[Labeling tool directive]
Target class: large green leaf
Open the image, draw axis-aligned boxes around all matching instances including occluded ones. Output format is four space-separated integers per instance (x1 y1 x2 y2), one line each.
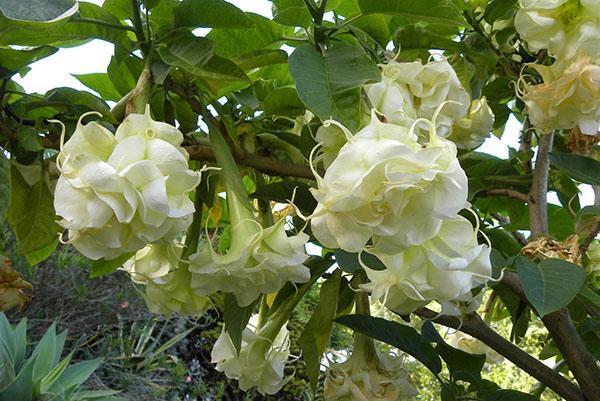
174 0 253 28
0 3 131 49
0 0 77 22
89 253 134 278
289 44 380 131
262 87 305 117
516 257 586 317
549 152 600 186
0 46 57 78
335 315 442 374
158 32 215 76
223 294 259 354
299 270 341 389
207 13 287 58
7 168 60 265
357 0 465 26
271 0 311 27
334 249 386 273
486 390 539 401
72 73 122 102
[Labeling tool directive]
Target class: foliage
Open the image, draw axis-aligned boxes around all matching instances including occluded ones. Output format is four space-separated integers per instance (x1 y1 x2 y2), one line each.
1 0 599 400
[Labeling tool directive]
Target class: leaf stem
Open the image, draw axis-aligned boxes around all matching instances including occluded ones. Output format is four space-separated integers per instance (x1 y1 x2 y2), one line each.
70 16 135 32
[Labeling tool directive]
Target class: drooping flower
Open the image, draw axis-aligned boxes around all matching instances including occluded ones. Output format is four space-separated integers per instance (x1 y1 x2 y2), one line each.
362 216 492 315
211 315 293 395
446 331 504 364
123 243 210 317
314 122 351 169
310 112 468 254
189 191 310 306
324 333 417 401
365 59 470 138
53 108 202 260
515 0 600 60
518 56 600 135
448 97 495 149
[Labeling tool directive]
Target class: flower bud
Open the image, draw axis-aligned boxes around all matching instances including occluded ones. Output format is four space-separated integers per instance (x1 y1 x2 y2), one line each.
362 216 492 315
519 56 600 135
211 315 292 395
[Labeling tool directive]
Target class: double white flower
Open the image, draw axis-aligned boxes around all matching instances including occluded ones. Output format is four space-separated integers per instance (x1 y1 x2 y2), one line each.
324 334 416 401
311 112 468 254
518 55 600 135
54 109 201 259
361 216 492 315
189 190 310 306
123 243 210 317
211 315 292 395
515 0 600 61
366 59 493 147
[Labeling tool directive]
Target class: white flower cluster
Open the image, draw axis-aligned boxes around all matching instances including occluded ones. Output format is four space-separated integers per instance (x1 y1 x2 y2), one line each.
311 109 492 314
211 315 292 395
515 0 600 135
54 109 201 260
366 59 495 149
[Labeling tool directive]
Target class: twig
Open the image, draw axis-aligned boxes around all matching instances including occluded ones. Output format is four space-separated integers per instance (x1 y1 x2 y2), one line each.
482 189 529 203
415 307 586 401
129 0 148 56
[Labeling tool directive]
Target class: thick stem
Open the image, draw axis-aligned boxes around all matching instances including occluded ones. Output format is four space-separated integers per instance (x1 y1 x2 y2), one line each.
529 131 554 238
482 189 529 203
130 0 148 56
415 308 585 401
502 272 600 401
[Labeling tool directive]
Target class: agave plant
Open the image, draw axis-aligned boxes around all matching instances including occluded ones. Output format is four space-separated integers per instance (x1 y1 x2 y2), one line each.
0 313 123 401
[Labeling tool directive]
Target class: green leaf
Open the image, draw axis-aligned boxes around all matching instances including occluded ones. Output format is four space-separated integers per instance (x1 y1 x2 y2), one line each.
7 168 60 265
335 315 442 374
72 73 122 102
36 87 114 123
158 32 215 75
0 0 77 22
483 0 519 24
299 270 341 390
90 253 134 278
289 44 380 131
262 87 305 117
486 390 539 401
17 127 43 152
174 0 253 28
516 257 586 317
357 0 465 26
249 180 316 215
223 294 258 354
207 13 287 58
46 358 102 393
234 49 288 71
271 0 311 27
575 205 600 235
549 152 600 186
334 249 386 273
0 46 57 78
0 154 9 225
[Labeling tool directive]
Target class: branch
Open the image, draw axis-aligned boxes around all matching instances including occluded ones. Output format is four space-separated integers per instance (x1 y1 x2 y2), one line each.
528 131 554 238
129 0 148 56
502 272 600 400
580 185 600 254
482 189 529 203
415 307 585 401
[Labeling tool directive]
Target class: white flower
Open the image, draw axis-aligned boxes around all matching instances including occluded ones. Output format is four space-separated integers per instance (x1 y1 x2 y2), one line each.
362 216 492 315
448 97 495 149
124 243 210 317
515 0 600 60
315 122 351 169
324 335 417 401
366 60 470 138
518 56 600 135
446 331 504 364
310 112 468 254
54 108 202 260
189 190 310 307
211 315 292 395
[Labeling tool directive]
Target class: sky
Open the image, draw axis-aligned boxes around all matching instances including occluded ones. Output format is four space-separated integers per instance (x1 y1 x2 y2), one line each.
13 0 594 206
